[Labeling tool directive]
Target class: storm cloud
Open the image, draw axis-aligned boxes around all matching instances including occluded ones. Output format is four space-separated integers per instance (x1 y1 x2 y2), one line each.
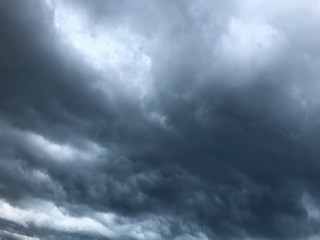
1 0 320 239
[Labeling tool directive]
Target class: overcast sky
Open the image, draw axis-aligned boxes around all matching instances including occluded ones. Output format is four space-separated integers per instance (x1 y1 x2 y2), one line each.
1 0 320 239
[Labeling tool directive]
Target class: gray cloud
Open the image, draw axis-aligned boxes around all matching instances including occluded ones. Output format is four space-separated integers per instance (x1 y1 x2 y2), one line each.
1 0 320 239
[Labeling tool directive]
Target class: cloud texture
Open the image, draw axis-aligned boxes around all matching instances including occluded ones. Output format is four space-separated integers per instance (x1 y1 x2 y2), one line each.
1 0 320 239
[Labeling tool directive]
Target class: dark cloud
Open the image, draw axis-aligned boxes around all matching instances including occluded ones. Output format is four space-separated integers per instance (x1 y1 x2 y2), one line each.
1 0 320 239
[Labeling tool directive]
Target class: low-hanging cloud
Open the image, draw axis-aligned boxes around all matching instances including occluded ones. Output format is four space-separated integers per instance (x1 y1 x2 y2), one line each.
1 0 320 239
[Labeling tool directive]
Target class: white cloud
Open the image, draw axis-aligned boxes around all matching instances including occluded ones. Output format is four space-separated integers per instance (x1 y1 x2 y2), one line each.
217 17 286 81
0 199 114 238
25 132 104 162
0 197 209 240
0 230 41 240
46 0 153 99
0 121 105 163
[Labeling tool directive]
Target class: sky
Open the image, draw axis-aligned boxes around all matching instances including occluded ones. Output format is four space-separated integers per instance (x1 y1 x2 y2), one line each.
0 0 320 239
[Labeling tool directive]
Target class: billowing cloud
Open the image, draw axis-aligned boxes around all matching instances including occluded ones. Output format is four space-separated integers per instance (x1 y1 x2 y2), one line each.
1 0 320 239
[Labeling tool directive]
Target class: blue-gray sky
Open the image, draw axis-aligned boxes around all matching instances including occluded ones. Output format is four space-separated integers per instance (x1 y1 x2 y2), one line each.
1 0 320 239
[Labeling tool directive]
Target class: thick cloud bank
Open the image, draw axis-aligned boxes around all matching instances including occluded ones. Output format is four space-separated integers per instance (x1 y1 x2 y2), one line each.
1 0 320 239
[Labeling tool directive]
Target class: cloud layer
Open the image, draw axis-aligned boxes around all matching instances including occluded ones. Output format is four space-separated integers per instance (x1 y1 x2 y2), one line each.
1 0 320 239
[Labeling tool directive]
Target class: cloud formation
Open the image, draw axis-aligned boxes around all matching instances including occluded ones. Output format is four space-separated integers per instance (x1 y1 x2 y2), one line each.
1 0 320 239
